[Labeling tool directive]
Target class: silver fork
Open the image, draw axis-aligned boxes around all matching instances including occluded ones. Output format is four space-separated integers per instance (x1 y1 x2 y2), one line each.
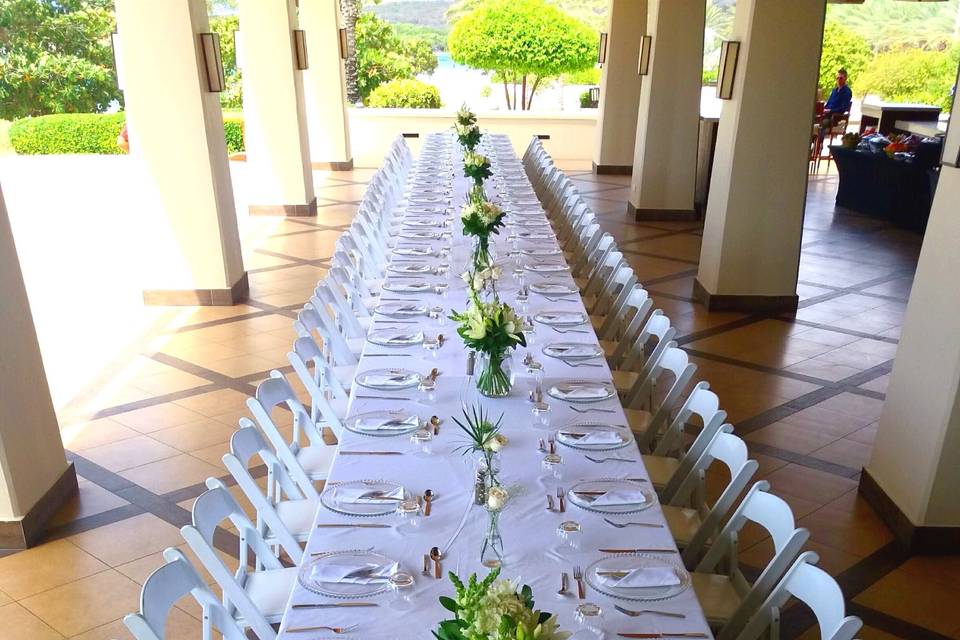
560 360 604 368
573 565 585 599
613 604 686 619
284 623 361 633
585 455 636 463
603 517 663 529
569 406 616 414
550 327 591 334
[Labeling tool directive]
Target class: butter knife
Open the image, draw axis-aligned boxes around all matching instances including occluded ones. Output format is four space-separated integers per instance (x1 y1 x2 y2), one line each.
291 602 379 609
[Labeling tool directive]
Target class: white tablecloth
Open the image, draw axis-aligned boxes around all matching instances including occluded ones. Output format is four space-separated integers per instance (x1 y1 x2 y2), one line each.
276 133 713 639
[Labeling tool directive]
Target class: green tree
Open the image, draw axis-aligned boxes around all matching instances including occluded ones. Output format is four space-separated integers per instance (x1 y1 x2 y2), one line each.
448 0 595 110
341 0 364 103
447 0 608 32
827 0 959 53
356 12 437 102
818 21 874 97
0 0 121 119
209 15 241 109
858 46 960 109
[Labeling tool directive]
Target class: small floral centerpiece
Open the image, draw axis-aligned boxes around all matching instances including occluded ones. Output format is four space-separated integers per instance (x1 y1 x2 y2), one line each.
463 151 493 187
434 569 571 640
461 263 502 298
450 297 525 397
453 406 510 566
455 105 482 151
460 197 506 270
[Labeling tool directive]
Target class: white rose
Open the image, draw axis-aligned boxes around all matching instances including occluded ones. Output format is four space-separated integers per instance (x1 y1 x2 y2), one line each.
488 433 508 452
460 271 471 284
487 485 509 511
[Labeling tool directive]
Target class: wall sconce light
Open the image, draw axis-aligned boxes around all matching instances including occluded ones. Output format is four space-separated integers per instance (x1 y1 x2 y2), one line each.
716 40 740 100
199 32 225 92
110 32 124 91
338 27 348 60
597 32 608 65
637 35 652 76
293 29 308 70
941 64 960 167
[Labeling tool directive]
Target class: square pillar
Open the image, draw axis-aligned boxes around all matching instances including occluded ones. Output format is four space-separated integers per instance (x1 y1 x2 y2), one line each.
592 0 646 176
860 165 960 554
301 0 353 171
627 0 704 220
241 0 317 216
0 185 77 548
695 0 825 313
116 0 248 305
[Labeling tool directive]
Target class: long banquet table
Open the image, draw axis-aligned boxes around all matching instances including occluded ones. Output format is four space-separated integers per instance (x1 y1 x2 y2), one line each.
276 133 713 639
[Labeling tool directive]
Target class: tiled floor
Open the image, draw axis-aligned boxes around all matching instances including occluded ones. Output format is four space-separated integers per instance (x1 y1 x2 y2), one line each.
1 165 956 640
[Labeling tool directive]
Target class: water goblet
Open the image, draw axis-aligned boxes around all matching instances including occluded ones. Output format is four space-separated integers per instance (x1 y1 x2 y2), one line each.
395 499 421 533
556 520 582 552
575 603 604 638
410 428 434 458
388 571 416 611
541 453 563 481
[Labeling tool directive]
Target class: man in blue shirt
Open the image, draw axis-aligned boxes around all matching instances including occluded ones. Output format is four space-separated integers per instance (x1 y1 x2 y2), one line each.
824 68 853 114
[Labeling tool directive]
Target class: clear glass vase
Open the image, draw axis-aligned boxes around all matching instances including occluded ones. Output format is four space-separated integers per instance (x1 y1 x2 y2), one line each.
480 508 504 568
477 351 512 397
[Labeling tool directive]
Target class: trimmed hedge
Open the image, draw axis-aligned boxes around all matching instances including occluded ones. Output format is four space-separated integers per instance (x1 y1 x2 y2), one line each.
10 113 126 155
223 113 244 153
367 79 442 109
8 112 246 155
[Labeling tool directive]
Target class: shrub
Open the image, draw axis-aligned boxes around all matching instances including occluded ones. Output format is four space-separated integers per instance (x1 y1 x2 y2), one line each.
9 113 126 154
367 79 442 108
223 113 244 153
858 47 959 109
818 21 874 97
579 90 596 109
563 67 601 86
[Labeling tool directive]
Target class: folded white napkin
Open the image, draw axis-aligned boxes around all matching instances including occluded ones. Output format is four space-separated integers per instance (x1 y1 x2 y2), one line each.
309 558 399 584
518 232 551 238
393 264 431 272
535 284 575 294
554 384 609 399
528 264 566 272
564 431 623 445
387 283 431 292
547 345 598 358
598 567 681 589
374 332 419 343
354 415 419 432
336 485 405 504
361 373 416 387
539 313 584 324
591 489 649 507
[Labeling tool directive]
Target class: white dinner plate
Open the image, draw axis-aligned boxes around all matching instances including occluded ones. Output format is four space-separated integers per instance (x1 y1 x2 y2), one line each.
567 478 657 515
388 263 434 274
355 368 423 391
542 342 603 361
585 554 689 602
383 281 434 294
298 550 399 599
376 302 429 317
548 380 616 403
366 329 424 347
320 479 407 517
530 282 579 296
394 246 436 257
555 423 632 451
344 411 421 438
534 311 588 327
522 247 562 257
525 263 569 273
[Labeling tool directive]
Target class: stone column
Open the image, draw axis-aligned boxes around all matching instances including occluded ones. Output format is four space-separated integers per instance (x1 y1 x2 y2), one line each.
860 165 960 553
300 0 353 170
0 185 77 548
592 0 646 176
694 0 825 313
116 0 248 305
240 0 317 215
626 0 704 220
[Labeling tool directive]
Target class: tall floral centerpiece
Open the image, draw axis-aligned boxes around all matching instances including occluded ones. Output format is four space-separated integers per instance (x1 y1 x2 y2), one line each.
460 193 506 272
453 407 509 566
450 293 525 397
455 104 482 152
434 569 571 640
463 151 493 188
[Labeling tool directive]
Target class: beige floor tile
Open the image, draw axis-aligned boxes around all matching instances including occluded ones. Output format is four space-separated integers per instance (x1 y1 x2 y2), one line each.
129 370 210 396
0 588 10 606
810 437 872 469
67 513 183 567
0 602 64 640
203 354 278 378
745 421 840 455
856 569 960 636
60 418 139 451
19 570 141 637
172 389 250 417
764 464 858 506
0 539 108 600
150 418 236 453
109 402 206 433
48 479 130 527
780 404 871 438
68 605 202 640
77 435 180 472
118 454 224 495
189 441 231 466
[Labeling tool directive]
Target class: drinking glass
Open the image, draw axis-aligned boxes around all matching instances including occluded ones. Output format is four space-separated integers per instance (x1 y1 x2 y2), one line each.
574 603 604 638
410 428 434 457
395 499 421 533
556 520 582 552
388 571 416 611
540 453 563 481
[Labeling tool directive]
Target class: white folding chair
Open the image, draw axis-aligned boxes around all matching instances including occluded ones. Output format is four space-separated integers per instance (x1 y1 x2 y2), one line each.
180 479 299 640
247 372 336 483
736 551 863 640
692 481 810 639
124 547 247 640
287 336 349 436
622 344 697 437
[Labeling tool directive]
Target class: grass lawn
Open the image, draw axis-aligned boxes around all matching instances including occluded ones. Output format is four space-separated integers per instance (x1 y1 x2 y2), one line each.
0 120 13 154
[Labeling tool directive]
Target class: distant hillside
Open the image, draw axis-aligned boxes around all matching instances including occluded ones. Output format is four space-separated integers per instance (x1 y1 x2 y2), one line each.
369 0 453 29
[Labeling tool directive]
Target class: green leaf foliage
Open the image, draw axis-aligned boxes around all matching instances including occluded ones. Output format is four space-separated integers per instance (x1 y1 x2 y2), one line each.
367 79 442 108
449 0 595 78
0 0 122 119
209 15 242 110
818 21 873 96
858 46 960 110
9 112 125 154
222 113 244 153
357 11 438 101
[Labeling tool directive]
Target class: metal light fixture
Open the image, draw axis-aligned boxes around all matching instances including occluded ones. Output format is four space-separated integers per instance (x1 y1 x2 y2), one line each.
293 29 308 70
716 40 740 100
338 27 348 60
637 35 652 76
199 32 225 92
597 32 608 65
